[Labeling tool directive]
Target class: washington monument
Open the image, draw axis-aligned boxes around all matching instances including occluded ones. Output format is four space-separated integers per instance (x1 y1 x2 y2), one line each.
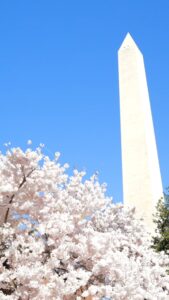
118 33 163 231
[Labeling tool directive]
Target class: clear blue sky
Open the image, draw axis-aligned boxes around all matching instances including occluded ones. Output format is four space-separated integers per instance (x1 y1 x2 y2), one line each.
0 1 169 202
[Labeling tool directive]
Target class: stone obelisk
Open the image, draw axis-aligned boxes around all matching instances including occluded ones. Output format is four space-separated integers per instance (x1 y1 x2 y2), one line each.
118 33 163 231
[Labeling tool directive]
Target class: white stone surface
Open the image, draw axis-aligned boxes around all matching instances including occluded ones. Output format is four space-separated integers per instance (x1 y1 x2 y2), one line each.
118 33 163 231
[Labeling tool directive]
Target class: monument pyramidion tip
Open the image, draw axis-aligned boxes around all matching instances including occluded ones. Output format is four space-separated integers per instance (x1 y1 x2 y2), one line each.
119 32 141 54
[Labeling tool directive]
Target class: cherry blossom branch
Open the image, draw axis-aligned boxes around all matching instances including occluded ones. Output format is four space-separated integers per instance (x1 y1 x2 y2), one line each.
4 168 35 224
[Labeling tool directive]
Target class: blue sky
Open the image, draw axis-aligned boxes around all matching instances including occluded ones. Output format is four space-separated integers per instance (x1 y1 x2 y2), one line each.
0 1 169 202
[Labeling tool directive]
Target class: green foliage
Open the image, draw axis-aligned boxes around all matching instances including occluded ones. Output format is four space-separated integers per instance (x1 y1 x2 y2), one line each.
152 193 169 254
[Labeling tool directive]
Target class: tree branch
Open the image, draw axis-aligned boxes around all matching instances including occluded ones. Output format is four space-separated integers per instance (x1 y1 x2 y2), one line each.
4 168 35 224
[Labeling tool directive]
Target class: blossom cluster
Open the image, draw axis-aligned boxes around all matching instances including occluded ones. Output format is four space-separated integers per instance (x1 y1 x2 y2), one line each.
0 146 169 299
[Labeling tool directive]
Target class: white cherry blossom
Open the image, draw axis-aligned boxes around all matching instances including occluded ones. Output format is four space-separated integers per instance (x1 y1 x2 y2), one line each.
0 145 168 299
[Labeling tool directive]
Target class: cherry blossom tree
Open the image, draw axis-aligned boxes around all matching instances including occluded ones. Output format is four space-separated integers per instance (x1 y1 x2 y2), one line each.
0 145 169 299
